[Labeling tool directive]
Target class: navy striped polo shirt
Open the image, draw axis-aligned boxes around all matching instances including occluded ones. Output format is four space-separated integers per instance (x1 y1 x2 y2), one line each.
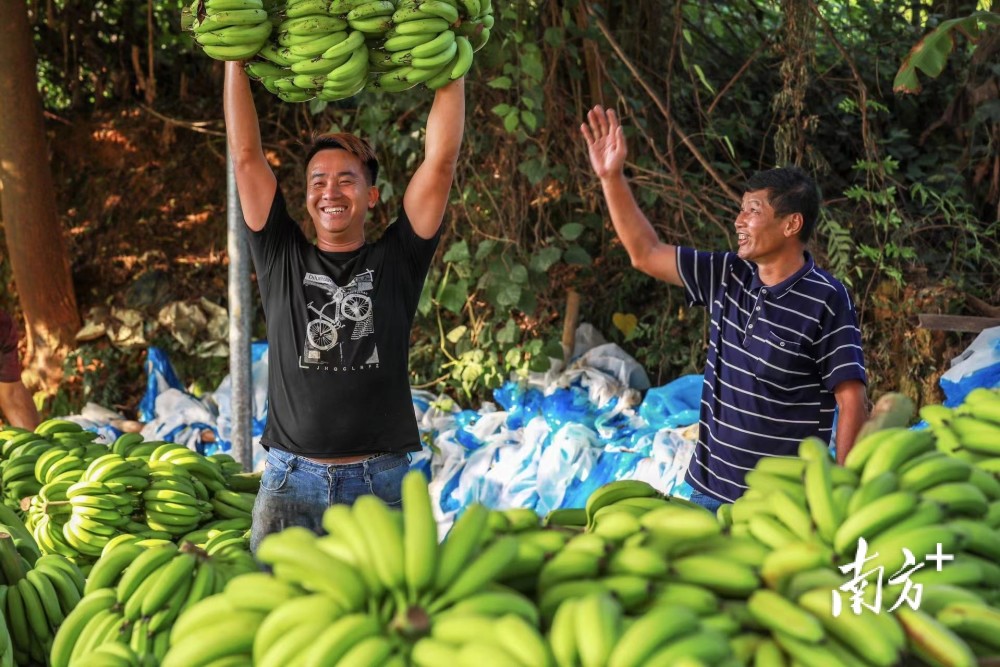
677 247 867 502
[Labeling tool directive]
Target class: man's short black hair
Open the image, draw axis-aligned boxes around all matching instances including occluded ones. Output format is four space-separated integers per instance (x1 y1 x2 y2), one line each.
304 132 379 185
746 166 820 243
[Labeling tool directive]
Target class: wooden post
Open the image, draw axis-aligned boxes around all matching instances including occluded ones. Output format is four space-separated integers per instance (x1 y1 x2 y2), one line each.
562 289 581 365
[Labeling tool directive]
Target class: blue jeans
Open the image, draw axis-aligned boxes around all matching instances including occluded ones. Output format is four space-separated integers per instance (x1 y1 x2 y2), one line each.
688 490 725 515
249 447 410 554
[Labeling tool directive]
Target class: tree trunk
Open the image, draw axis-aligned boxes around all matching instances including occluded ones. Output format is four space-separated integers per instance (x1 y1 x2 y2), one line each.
0 0 80 390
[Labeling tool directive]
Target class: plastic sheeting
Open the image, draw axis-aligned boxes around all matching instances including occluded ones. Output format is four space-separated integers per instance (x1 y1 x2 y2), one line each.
61 332 705 534
940 326 1000 407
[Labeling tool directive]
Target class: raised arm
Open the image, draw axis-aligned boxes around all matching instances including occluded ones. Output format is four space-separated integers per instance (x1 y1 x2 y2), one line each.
581 106 682 286
403 78 466 239
223 61 277 232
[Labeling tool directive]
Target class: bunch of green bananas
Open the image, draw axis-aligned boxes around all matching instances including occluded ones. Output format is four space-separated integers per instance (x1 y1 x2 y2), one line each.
0 534 86 667
50 538 256 667
185 0 275 61
922 387 1000 471
237 0 494 102
367 0 491 92
0 419 103 509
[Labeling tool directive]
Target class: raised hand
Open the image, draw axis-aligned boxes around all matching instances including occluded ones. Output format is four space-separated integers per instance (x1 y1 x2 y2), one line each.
580 105 627 179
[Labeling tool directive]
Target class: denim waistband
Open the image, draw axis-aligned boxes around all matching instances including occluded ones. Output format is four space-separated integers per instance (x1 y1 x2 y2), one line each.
267 447 408 478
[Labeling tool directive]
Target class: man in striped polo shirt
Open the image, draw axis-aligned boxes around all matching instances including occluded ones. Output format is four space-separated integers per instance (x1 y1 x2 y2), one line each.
581 105 868 512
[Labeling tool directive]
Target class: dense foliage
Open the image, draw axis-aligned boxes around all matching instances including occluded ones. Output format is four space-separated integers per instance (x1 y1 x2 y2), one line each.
15 0 1000 410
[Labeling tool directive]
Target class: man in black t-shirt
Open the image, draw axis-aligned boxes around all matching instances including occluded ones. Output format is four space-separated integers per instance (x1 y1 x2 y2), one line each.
223 62 465 551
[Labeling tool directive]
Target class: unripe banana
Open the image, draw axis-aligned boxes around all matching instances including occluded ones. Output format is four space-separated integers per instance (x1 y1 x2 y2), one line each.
346 0 395 21
202 42 266 60
321 29 366 60
346 15 393 33
278 15 349 37
448 34 474 79
193 8 268 32
195 21 271 46
410 28 456 59
325 47 368 84
393 17 451 35
383 32 437 52
417 0 460 23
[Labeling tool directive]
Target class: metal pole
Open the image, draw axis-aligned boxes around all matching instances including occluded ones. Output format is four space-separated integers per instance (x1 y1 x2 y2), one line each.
226 147 253 471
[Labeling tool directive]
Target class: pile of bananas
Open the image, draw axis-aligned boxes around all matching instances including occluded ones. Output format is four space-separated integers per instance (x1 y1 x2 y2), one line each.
0 419 107 510
50 538 256 667
161 472 535 664
185 0 494 101
13 428 257 569
0 533 86 666
714 416 1000 665
921 387 1000 470
183 0 275 61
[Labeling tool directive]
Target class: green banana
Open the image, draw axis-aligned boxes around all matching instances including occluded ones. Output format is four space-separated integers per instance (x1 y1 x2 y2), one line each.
574 592 622 667
402 471 438 602
195 21 272 46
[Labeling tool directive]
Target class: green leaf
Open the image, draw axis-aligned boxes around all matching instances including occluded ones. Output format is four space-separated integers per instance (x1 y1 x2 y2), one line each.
559 223 585 241
496 318 518 344
509 264 528 284
530 247 562 272
517 288 537 313
492 103 512 116
518 158 547 185
692 63 716 95
563 245 592 265
488 76 513 90
439 282 468 314
442 240 470 263
521 50 544 81
475 239 497 261
503 109 521 133
497 282 522 307
446 325 468 344
308 98 328 115
417 280 433 317
894 12 1000 94
543 27 564 47
521 110 538 132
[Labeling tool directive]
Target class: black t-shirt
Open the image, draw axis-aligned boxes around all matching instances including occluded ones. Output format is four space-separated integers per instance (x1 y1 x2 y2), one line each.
246 187 439 457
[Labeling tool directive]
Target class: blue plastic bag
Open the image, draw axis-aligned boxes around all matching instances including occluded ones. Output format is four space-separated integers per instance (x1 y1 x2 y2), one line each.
638 374 703 429
139 347 185 422
940 326 1000 407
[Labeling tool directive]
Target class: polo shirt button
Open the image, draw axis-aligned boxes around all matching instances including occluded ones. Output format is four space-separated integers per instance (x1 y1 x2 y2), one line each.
756 307 760 311
780 342 785 347
748 324 754 329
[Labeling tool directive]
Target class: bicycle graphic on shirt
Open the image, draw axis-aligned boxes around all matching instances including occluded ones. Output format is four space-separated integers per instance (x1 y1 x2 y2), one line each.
303 270 373 351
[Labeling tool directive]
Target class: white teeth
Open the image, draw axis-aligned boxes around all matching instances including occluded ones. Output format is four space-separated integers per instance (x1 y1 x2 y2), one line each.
322 207 345 214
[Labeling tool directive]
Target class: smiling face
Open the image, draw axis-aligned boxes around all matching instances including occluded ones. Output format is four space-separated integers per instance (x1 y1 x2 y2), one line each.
735 188 803 265
305 148 379 250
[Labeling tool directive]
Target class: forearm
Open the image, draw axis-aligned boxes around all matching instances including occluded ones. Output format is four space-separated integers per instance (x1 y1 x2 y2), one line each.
0 382 39 431
424 78 465 171
599 172 663 269
223 61 265 166
834 399 867 465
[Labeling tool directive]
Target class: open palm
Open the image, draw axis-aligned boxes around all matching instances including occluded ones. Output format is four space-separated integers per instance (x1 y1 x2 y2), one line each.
581 106 627 179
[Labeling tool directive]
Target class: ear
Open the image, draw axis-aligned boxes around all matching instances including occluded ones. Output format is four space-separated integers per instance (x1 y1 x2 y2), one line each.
367 185 379 209
784 212 804 238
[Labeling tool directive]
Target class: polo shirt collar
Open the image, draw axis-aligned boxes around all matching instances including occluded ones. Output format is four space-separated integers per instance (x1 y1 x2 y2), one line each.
748 251 815 298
